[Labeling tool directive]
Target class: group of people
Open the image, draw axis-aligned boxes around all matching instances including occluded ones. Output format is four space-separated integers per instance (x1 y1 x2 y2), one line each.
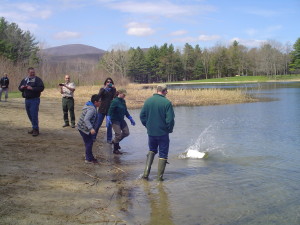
17 67 175 181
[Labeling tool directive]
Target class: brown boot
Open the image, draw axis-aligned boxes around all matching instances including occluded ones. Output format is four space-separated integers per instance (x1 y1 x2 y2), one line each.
113 143 123 154
32 129 39 137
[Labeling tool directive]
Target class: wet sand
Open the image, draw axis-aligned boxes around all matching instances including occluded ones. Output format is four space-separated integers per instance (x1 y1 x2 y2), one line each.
0 98 139 224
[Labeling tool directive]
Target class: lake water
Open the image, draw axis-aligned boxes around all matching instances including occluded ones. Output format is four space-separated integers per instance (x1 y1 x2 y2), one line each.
101 82 300 225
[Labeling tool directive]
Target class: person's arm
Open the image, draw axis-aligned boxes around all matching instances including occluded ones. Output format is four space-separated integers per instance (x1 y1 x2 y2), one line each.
139 105 147 127
18 80 26 92
165 103 175 133
83 107 96 133
60 85 64 94
98 87 105 96
64 83 75 92
107 99 116 117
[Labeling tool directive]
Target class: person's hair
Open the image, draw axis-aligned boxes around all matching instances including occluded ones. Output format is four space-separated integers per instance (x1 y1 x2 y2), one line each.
28 67 34 71
157 84 168 92
103 77 114 85
91 94 100 103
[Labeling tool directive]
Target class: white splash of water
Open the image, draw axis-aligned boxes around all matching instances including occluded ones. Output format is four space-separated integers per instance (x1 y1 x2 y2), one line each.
178 125 214 159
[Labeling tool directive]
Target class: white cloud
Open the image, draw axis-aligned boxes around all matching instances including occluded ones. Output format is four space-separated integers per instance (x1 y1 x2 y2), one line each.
172 36 199 43
247 9 279 17
36 10 52 19
172 34 221 43
0 11 29 21
0 2 52 20
14 3 37 12
53 31 82 40
170 30 188 36
266 25 282 32
106 1 216 17
198 34 221 41
126 22 155 36
18 22 39 32
245 28 257 36
230 38 266 48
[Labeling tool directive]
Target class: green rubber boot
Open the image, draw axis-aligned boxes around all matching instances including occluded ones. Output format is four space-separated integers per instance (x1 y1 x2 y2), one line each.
157 158 168 181
142 151 155 180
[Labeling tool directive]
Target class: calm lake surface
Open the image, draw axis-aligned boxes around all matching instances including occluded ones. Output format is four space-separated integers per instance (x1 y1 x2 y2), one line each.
102 82 300 225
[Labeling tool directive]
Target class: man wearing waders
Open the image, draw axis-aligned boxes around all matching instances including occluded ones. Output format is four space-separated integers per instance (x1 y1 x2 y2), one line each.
140 84 175 181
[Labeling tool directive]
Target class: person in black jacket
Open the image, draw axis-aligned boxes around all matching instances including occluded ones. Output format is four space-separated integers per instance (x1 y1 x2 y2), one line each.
18 67 44 136
93 77 116 143
0 73 9 102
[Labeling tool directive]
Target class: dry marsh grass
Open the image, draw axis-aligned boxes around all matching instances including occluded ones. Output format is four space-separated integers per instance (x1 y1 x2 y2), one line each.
42 83 258 109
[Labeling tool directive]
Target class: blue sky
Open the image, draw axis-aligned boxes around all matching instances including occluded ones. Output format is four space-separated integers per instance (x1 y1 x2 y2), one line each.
1 0 299 50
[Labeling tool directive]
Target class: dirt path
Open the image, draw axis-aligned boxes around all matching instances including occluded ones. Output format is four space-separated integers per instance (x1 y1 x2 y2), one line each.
0 98 137 225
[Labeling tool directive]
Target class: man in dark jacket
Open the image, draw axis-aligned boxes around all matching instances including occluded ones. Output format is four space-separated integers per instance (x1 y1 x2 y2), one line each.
18 67 44 136
140 84 175 181
0 73 9 101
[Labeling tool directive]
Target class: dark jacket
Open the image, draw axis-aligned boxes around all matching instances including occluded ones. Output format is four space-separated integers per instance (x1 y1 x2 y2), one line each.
140 93 175 136
108 97 130 122
98 87 116 114
18 76 44 99
0 77 9 88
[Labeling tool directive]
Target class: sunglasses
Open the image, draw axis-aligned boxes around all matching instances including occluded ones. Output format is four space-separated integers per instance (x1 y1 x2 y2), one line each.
106 81 112 83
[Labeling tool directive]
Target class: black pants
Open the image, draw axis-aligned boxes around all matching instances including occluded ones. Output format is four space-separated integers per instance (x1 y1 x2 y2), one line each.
62 97 75 125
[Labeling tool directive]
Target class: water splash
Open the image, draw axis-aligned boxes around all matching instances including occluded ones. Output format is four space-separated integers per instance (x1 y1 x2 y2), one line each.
178 125 214 159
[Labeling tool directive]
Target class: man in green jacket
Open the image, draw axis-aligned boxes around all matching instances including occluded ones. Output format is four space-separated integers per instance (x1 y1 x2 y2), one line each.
140 84 175 181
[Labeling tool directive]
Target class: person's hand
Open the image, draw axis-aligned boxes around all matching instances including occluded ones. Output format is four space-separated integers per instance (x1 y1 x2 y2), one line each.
106 116 112 127
26 86 33 90
90 128 96 135
128 116 136 126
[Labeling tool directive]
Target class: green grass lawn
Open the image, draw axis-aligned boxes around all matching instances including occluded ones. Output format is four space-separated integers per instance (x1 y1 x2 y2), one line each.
7 92 22 99
169 74 300 84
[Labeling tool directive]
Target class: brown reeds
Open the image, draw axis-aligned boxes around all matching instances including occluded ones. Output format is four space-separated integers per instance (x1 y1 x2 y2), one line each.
42 83 258 109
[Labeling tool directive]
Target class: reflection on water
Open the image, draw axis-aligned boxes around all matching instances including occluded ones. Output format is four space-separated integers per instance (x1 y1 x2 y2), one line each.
143 182 175 225
104 82 300 224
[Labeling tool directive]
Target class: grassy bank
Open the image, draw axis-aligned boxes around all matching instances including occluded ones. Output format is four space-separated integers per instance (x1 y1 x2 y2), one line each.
168 74 300 84
39 84 258 109
12 74 300 108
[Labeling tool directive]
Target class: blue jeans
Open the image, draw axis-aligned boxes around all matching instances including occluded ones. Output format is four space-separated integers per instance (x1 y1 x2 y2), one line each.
79 130 95 161
25 98 40 130
148 134 170 159
93 113 112 141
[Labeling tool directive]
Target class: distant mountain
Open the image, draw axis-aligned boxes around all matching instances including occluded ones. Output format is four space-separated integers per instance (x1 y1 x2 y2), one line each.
42 44 106 56
40 44 106 65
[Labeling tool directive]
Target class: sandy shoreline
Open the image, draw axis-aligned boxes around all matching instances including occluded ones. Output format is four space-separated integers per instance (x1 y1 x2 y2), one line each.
0 98 140 224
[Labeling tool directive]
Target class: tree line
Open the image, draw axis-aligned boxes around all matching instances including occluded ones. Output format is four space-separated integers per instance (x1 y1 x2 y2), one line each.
99 39 300 83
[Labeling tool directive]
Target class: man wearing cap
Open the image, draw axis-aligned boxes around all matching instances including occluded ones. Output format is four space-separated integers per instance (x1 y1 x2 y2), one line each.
107 89 136 154
140 84 175 181
59 75 76 128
